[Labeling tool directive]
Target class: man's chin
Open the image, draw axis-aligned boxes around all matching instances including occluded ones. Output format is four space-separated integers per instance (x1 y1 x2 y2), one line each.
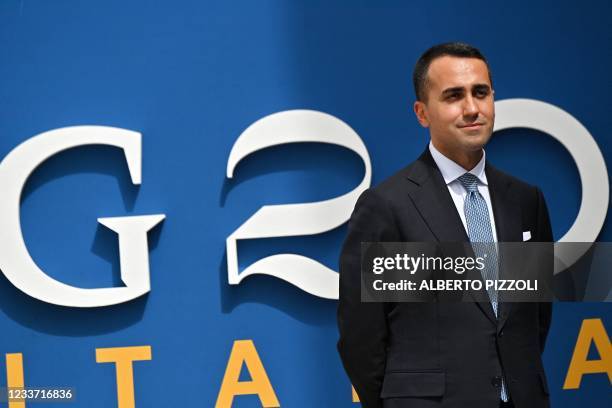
459 139 489 153
459 132 492 149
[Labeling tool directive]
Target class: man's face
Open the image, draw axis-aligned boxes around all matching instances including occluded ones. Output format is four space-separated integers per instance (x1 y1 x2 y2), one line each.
414 56 495 157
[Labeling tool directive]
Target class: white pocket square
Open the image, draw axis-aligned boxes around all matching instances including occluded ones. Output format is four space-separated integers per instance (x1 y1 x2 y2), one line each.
523 231 532 241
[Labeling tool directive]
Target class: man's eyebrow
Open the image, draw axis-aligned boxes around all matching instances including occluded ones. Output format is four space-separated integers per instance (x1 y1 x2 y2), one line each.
472 83 491 91
441 86 465 95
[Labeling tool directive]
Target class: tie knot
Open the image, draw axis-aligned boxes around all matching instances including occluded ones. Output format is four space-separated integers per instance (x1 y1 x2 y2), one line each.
458 172 479 193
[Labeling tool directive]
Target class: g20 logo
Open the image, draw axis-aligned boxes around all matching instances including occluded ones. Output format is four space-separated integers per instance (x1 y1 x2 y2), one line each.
0 99 607 307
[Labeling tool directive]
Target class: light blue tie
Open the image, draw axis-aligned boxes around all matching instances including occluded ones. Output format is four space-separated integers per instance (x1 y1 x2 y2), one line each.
458 172 509 403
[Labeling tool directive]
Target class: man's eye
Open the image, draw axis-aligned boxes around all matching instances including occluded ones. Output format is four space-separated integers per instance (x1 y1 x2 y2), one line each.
475 90 489 98
447 93 461 100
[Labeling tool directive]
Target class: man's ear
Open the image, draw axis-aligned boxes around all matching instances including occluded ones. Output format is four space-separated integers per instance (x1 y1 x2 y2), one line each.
414 101 429 128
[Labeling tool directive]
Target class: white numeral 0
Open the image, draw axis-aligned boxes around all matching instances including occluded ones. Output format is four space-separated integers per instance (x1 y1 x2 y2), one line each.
494 99 608 274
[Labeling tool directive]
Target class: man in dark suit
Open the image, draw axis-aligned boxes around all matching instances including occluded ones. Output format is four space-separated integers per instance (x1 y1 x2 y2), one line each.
337 43 553 408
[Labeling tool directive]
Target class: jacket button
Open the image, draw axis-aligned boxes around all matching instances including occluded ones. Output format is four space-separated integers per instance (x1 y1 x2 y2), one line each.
491 376 503 388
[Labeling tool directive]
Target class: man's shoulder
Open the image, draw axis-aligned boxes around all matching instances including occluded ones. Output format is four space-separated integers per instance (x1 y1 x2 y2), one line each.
370 151 431 196
366 159 423 206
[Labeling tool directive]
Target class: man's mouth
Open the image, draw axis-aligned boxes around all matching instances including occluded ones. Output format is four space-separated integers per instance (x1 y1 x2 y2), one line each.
459 123 484 129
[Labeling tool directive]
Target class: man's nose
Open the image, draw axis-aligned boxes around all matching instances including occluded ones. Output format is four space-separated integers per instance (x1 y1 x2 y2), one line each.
463 95 479 117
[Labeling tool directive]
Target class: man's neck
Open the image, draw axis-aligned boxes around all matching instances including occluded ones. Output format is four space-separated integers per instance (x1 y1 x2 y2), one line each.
431 142 483 171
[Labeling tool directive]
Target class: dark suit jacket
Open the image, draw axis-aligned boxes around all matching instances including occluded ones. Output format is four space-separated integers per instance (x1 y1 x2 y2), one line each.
337 149 553 408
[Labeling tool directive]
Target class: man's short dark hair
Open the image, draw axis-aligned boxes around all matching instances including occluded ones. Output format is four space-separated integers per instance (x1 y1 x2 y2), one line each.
413 42 492 102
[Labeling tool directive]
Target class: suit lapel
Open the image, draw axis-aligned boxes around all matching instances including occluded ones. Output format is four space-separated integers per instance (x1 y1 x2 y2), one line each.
486 164 522 243
403 150 468 243
486 164 523 331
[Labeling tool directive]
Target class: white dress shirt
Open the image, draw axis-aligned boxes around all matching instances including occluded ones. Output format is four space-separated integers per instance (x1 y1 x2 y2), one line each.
428 142 498 242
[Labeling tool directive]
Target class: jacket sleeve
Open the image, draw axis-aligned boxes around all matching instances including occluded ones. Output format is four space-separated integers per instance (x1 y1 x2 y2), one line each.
337 189 399 408
535 187 553 354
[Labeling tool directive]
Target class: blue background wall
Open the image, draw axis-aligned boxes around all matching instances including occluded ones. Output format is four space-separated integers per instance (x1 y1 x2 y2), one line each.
0 0 610 406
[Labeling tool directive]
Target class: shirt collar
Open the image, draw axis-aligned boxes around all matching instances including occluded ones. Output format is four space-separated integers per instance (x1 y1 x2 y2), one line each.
428 141 488 186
